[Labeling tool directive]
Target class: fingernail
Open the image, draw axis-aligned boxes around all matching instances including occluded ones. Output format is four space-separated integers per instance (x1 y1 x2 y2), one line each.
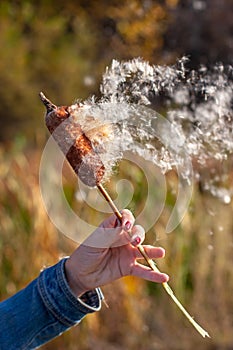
125 221 131 231
131 236 141 246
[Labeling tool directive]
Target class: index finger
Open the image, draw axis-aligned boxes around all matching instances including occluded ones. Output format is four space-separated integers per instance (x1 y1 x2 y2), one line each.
101 209 135 231
81 209 135 248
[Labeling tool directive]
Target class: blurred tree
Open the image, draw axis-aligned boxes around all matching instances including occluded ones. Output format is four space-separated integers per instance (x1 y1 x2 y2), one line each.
91 0 172 61
0 0 174 143
0 0 232 141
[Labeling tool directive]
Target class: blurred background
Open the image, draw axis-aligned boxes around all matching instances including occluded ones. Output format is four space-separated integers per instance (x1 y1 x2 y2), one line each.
0 0 232 349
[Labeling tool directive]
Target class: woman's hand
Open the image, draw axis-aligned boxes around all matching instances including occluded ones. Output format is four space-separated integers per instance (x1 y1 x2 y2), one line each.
65 209 169 297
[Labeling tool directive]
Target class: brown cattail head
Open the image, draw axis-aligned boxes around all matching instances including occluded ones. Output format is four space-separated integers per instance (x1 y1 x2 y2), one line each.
39 92 105 187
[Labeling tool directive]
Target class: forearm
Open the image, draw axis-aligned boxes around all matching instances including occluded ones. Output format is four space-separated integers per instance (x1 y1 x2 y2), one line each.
0 258 103 350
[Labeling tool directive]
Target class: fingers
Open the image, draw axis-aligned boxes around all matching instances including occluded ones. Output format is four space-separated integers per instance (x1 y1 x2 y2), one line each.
111 222 145 248
129 225 145 246
131 263 169 283
133 245 166 259
129 244 169 283
83 209 136 248
101 209 135 231
101 209 136 247
121 209 135 231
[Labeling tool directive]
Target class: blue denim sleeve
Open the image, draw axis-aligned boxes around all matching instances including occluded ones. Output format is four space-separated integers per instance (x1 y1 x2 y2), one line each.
0 258 103 350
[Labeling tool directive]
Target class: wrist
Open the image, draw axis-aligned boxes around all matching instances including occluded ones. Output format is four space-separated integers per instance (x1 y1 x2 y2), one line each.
64 258 87 297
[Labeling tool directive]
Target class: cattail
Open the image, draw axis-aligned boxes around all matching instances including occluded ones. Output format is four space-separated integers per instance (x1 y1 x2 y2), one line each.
39 92 113 187
39 92 210 339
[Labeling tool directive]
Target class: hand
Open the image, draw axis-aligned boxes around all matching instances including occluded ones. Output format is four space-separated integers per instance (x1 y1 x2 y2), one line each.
65 209 169 297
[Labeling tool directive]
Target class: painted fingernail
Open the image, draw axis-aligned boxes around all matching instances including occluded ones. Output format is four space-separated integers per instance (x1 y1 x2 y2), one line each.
131 236 141 246
125 221 131 230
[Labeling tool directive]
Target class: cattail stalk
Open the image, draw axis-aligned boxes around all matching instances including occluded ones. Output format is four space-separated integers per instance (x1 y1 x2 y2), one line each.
98 183 210 338
40 92 210 338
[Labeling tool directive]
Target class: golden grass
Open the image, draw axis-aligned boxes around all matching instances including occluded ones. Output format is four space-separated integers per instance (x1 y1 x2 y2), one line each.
0 143 232 349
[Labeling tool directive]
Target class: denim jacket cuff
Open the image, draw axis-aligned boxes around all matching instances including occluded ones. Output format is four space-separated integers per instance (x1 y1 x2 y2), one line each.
78 288 104 312
37 258 103 327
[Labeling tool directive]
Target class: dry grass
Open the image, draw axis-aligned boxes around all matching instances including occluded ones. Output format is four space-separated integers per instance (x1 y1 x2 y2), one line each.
0 143 232 350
